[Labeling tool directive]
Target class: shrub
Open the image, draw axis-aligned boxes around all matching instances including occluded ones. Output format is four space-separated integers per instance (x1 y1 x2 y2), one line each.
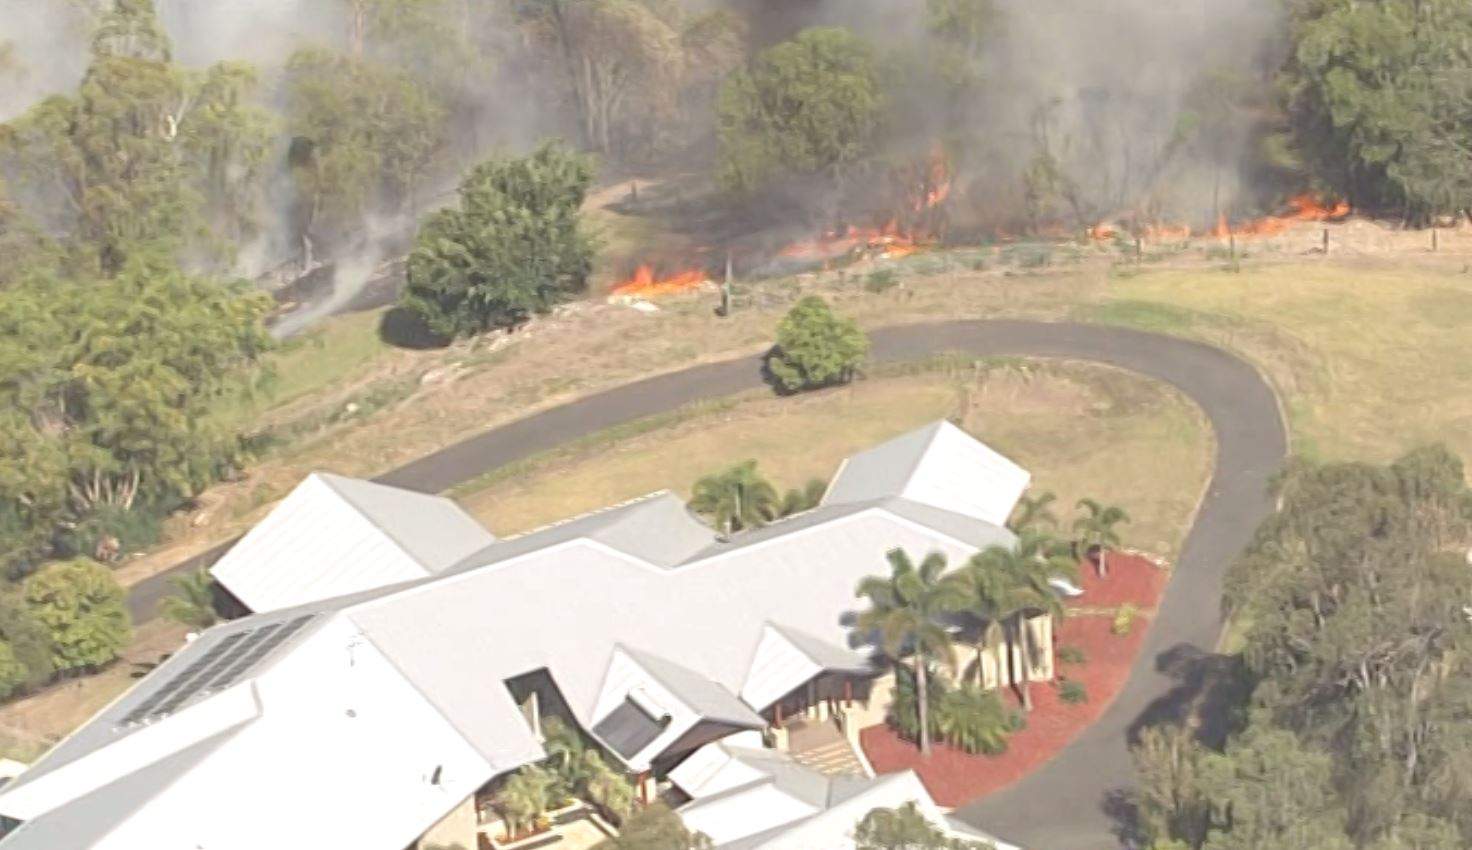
1112 602 1139 636
1059 679 1088 704
23 558 132 673
935 684 1015 755
1058 645 1088 665
766 295 869 392
401 142 596 339
864 269 898 292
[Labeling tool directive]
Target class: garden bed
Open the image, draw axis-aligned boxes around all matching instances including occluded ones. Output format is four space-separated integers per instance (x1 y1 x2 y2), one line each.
859 551 1165 807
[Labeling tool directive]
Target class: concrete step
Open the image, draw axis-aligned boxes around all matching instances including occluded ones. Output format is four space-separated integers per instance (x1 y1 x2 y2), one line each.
790 740 865 777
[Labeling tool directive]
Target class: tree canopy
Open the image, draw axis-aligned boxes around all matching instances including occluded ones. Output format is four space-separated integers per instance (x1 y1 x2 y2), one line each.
767 296 869 393
717 27 884 193
1281 0 1472 221
1132 446 1472 849
400 142 596 339
23 558 131 673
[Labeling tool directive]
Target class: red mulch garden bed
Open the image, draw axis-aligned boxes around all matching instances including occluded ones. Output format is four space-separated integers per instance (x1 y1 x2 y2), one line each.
859 550 1168 808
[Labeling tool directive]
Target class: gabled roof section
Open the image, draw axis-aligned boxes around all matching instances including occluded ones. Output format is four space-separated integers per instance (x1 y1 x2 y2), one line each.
740 624 872 712
824 420 1030 527
448 491 716 573
317 473 496 572
0 723 246 850
619 646 765 730
211 473 496 613
0 608 324 809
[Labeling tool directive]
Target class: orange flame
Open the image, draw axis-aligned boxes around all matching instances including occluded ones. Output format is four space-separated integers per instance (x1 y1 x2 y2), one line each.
778 220 922 263
609 264 707 298
1216 194 1350 238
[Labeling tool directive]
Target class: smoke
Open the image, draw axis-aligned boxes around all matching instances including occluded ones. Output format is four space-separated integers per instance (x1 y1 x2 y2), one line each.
738 0 1284 230
0 3 93 122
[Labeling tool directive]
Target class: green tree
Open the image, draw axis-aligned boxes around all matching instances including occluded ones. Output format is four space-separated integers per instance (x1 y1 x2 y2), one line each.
1072 498 1129 578
966 534 1073 711
495 764 556 839
1007 490 1058 534
400 142 596 339
717 27 884 192
0 590 54 690
1198 726 1353 850
934 683 1014 755
23 558 131 673
767 296 869 393
0 641 29 701
687 460 779 536
593 801 711 850
779 478 828 517
0 0 271 274
158 568 218 630
856 548 966 755
1131 725 1213 850
0 258 269 574
855 801 995 849
283 45 447 252
1280 0 1472 221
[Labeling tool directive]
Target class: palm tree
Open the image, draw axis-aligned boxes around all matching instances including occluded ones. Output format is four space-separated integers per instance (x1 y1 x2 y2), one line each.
1073 498 1130 578
688 460 779 536
1008 490 1059 534
778 478 828 517
968 535 1074 712
855 548 966 755
496 764 555 839
159 568 218 629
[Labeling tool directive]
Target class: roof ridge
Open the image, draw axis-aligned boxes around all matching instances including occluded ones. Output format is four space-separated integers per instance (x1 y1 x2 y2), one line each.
312 473 443 572
894 419 951 494
503 490 676 541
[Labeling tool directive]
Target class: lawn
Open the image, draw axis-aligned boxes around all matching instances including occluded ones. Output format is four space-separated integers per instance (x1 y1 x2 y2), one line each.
1085 260 1472 464
457 359 1212 560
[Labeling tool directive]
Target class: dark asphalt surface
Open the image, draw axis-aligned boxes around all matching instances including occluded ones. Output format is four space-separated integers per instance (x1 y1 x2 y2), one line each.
128 321 1287 850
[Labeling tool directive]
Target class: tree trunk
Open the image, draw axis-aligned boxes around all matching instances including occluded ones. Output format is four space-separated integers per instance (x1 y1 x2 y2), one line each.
916 656 932 755
1098 545 1109 579
1016 616 1034 712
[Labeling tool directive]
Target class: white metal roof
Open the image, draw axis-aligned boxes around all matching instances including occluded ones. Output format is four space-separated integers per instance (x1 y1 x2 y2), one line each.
824 420 1031 527
3 422 1027 850
210 473 496 612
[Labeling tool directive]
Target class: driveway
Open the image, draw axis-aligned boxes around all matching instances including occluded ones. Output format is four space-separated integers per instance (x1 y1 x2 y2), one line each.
129 320 1287 849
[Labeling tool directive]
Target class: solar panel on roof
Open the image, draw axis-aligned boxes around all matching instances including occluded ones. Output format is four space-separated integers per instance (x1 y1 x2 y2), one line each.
117 615 315 727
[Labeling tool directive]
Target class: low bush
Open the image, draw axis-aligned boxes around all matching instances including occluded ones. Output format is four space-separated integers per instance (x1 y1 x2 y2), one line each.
1059 679 1088 704
1112 602 1139 636
864 269 899 292
1058 645 1088 665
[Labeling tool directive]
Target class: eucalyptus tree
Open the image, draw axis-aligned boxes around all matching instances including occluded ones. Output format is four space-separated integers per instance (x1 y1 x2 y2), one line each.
855 548 967 755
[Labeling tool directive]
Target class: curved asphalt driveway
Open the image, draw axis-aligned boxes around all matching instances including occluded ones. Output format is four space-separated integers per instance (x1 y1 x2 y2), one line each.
131 320 1286 849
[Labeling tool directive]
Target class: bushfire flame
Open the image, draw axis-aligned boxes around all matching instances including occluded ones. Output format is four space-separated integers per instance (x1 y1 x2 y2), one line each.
778 220 920 263
1089 194 1348 245
1215 194 1350 238
609 265 708 299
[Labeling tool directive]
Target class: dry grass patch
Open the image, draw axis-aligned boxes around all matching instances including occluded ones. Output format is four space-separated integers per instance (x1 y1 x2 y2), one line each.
1094 260 1472 462
458 360 1211 562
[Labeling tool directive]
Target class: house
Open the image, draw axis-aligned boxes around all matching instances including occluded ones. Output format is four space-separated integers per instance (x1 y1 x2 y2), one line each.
0 421 1047 850
669 733 1018 849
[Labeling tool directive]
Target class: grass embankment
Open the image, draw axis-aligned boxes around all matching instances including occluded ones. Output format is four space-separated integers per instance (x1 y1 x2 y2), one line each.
455 359 1212 560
